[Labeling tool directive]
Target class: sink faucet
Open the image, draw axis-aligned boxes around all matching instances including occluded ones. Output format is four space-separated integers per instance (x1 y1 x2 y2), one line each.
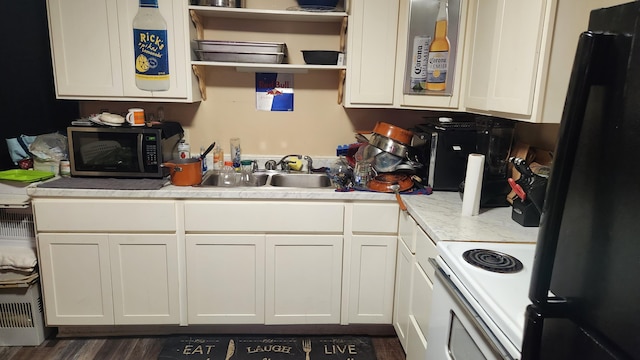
276 154 303 171
303 155 313 174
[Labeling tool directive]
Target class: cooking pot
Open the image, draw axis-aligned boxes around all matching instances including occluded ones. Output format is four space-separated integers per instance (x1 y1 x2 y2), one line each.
367 173 413 211
372 122 413 145
162 158 202 186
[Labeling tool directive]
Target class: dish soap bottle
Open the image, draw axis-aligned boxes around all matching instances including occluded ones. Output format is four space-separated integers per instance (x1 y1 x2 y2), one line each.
133 0 170 91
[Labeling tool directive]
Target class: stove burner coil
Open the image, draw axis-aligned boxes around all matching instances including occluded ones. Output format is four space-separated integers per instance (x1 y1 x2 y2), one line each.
462 249 523 273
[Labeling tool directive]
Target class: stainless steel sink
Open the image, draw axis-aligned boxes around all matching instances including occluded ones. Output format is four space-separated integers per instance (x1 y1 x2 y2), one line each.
199 171 331 188
269 173 332 188
199 172 269 187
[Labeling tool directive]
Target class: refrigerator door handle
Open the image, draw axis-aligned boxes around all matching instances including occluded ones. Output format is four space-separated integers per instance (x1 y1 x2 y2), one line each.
529 31 618 307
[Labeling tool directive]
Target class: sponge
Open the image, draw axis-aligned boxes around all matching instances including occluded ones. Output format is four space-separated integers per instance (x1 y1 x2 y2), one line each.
289 158 303 171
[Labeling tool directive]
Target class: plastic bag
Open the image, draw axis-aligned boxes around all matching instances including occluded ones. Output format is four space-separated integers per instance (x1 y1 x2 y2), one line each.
28 133 68 161
5 135 37 164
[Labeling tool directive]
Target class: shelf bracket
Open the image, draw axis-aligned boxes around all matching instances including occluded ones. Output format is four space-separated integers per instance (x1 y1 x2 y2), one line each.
338 69 346 105
340 16 347 52
192 65 207 101
190 10 204 40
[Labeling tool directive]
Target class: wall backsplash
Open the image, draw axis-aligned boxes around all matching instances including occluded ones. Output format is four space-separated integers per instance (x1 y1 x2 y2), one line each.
79 68 558 158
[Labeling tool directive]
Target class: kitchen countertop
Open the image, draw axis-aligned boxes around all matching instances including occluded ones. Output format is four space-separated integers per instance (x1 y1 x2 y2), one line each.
27 178 538 244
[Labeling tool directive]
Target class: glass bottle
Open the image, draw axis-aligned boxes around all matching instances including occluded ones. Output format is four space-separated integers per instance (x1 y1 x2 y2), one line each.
426 0 450 91
133 0 170 91
212 144 224 170
230 137 241 170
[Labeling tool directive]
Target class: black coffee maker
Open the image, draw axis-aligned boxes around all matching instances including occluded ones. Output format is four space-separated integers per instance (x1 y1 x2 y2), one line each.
472 116 515 207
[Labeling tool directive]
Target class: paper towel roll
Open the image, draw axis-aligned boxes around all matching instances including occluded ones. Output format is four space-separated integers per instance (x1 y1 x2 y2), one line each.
461 154 485 216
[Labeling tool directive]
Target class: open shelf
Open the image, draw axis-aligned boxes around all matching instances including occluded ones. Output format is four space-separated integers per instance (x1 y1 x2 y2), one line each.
188 5 348 22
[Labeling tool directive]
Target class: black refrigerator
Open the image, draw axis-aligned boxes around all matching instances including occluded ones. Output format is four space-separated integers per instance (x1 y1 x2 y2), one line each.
521 2 640 359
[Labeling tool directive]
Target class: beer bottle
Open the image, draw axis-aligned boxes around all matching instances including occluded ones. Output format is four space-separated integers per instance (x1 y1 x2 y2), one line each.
133 0 170 91
426 0 450 91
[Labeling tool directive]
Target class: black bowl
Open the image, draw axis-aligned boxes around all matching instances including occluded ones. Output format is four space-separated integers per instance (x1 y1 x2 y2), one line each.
297 0 339 9
301 50 341 65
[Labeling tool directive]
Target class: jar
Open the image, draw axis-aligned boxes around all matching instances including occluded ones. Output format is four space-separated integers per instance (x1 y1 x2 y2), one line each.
328 157 353 190
59 160 71 177
353 160 374 190
220 161 237 187
240 160 255 186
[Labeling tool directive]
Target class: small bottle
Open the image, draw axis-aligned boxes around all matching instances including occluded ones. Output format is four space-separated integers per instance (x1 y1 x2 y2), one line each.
230 137 241 170
133 0 170 91
240 160 255 186
212 144 224 170
59 160 71 177
426 0 450 91
220 161 237 187
178 140 190 159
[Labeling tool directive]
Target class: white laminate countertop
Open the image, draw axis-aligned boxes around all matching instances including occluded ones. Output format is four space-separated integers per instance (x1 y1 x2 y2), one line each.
27 179 538 244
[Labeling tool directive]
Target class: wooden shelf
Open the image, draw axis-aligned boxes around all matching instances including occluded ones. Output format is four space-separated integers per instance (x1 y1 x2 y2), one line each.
188 5 348 22
191 60 346 72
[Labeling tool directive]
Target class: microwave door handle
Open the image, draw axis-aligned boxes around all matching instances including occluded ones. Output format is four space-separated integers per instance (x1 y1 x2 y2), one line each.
529 31 620 307
137 133 145 173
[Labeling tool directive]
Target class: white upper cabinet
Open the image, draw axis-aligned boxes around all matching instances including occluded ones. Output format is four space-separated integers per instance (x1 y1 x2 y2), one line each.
393 0 469 110
464 0 548 119
463 0 628 123
343 0 400 106
47 0 200 102
344 0 469 110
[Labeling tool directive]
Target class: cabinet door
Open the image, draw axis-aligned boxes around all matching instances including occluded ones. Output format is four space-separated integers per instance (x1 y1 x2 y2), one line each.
465 0 547 115
393 0 469 109
265 235 343 324
38 233 114 325
393 238 414 351
109 234 180 325
410 261 434 338
186 234 265 324
47 0 123 97
348 235 397 324
116 0 190 99
344 0 400 106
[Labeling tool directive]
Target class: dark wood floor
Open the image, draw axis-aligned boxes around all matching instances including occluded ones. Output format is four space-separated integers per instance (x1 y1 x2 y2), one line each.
0 334 406 360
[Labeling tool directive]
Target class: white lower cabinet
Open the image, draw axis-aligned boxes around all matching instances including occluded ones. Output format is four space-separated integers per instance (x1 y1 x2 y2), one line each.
265 235 343 324
348 235 397 323
185 234 265 324
393 238 415 350
38 233 180 326
38 234 113 325
393 212 437 358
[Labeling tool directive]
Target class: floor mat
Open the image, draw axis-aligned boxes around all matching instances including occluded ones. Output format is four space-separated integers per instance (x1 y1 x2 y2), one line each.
158 335 376 360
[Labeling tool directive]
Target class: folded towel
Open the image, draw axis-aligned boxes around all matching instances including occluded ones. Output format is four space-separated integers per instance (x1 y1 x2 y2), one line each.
0 246 37 271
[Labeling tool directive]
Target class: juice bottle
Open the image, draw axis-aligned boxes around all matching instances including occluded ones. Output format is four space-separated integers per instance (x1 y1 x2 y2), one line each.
133 0 170 91
426 0 450 91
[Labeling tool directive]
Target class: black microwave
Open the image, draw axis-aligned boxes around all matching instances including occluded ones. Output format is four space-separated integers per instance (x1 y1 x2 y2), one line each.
67 126 165 178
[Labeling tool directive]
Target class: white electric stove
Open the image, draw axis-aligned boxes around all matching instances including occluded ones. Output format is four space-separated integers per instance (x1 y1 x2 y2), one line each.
426 241 537 360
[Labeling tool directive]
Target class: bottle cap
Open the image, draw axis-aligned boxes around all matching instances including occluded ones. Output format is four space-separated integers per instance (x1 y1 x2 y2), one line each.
241 160 253 165
224 161 233 166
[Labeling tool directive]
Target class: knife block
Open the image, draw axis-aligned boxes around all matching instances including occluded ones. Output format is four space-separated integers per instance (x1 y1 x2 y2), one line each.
512 199 541 227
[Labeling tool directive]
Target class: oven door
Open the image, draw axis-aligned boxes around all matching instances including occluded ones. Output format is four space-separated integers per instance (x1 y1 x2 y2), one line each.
427 258 517 360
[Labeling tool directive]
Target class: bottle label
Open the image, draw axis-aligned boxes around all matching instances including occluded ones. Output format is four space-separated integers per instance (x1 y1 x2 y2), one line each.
134 28 169 83
427 51 448 84
409 36 431 91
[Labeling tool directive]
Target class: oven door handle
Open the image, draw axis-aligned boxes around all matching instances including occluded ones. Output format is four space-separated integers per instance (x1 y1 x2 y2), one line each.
429 258 516 360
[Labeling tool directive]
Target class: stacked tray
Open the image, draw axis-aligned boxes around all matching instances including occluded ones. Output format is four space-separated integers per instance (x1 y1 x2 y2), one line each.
194 40 287 64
